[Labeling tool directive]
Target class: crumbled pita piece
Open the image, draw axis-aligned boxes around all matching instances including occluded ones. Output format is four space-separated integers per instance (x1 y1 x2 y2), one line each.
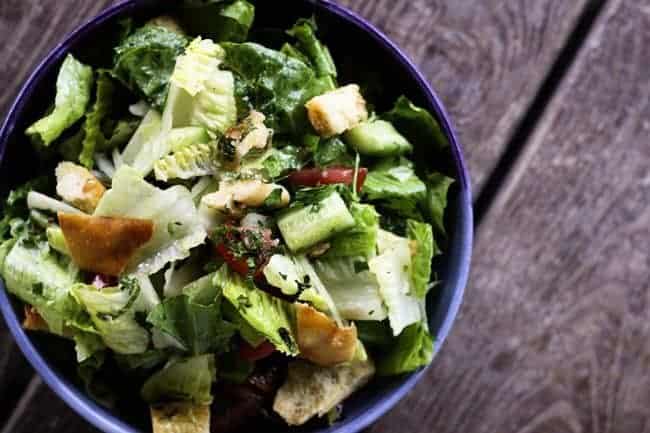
58 212 154 276
305 84 368 137
151 403 210 433
295 303 357 367
22 306 49 332
273 358 375 426
55 162 106 213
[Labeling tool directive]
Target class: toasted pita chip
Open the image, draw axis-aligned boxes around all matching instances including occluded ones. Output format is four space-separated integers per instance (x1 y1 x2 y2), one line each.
58 212 154 276
295 303 357 367
151 403 210 433
22 306 49 332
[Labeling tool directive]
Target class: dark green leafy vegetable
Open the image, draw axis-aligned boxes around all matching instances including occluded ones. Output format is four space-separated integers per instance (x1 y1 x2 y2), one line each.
222 42 331 135
147 294 236 355
423 172 454 241
113 25 188 109
0 177 51 241
383 96 449 154
79 72 115 168
286 18 337 80
377 322 434 375
356 320 393 349
141 354 216 404
177 0 255 42
325 203 379 259
260 146 303 179
406 220 435 298
314 137 354 168
363 157 427 219
26 55 94 146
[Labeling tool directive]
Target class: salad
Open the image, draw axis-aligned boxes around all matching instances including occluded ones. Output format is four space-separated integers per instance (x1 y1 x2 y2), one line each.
0 2 454 432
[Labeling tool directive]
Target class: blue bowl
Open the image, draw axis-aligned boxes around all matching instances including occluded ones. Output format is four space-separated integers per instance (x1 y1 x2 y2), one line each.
0 1 473 432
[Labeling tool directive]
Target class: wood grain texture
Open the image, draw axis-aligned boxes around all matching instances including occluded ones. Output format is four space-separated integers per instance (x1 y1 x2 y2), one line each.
369 0 650 432
338 0 590 195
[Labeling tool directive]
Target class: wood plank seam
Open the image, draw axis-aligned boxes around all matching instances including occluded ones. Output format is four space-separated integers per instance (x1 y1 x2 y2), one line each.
473 0 608 225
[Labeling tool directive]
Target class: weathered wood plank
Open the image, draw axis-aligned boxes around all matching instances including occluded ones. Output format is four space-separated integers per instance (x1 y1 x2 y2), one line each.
369 0 650 432
338 0 591 194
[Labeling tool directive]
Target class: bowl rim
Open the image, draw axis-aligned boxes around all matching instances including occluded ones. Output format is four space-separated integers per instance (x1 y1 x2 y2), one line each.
0 1 473 432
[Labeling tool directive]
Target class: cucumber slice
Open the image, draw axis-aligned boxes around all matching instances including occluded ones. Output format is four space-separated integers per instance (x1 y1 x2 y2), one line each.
277 192 355 252
344 119 412 157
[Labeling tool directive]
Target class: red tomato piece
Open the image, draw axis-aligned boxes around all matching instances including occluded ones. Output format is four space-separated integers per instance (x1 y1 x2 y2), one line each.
215 243 250 277
288 167 367 192
239 340 276 361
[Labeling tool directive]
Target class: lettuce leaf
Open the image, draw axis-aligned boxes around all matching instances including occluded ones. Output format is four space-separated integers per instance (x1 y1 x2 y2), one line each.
141 354 216 404
424 172 454 242
94 166 207 275
147 294 235 355
26 55 93 146
166 37 236 135
377 322 433 376
79 72 115 168
113 25 188 110
221 268 298 355
314 137 354 168
312 258 387 321
368 230 421 335
178 0 255 42
71 281 150 354
363 157 426 219
1 237 80 336
325 203 378 259
383 96 449 154
406 220 435 298
286 18 337 80
153 141 219 181
222 42 330 135
119 109 164 175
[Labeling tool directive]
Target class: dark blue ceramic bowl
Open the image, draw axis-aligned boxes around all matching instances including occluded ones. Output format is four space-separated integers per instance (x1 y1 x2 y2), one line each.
0 1 472 432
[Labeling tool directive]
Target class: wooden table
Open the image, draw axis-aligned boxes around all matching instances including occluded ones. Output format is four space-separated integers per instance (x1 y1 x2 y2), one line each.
1 0 648 432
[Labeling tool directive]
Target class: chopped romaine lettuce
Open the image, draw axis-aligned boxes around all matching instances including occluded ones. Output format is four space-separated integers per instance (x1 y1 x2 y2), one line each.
377 322 433 375
26 55 94 146
141 354 216 404
79 72 116 168
286 18 337 80
424 172 454 242
178 0 255 42
119 109 164 175
71 281 150 354
94 166 207 275
221 268 298 355
312 258 387 321
113 25 188 110
221 300 266 348
154 141 219 181
368 230 421 335
221 42 331 135
181 272 219 305
147 294 235 355
406 220 435 298
324 203 378 259
363 157 426 219
313 137 354 168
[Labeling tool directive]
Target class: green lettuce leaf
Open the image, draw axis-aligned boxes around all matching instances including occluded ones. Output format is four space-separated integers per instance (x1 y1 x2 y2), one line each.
286 18 337 80
141 354 216 404
178 0 255 42
257 146 303 180
312 257 387 321
383 96 449 154
377 322 433 376
94 166 207 275
314 137 354 168
1 238 79 336
221 42 330 135
222 300 265 348
221 268 298 355
79 72 115 168
406 220 435 298
368 230 421 336
71 281 150 354
147 294 235 355
325 203 379 259
355 320 393 349
424 172 454 242
153 141 219 181
26 55 93 146
113 25 188 110
363 157 426 219
181 271 220 305
119 109 164 175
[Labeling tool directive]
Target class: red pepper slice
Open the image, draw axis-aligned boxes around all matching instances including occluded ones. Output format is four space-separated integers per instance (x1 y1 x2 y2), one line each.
288 167 368 192
239 340 276 361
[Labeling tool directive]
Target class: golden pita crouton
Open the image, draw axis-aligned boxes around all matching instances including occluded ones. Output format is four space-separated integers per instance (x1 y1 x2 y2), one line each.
151 403 210 433
295 303 357 367
58 212 154 276
22 306 49 332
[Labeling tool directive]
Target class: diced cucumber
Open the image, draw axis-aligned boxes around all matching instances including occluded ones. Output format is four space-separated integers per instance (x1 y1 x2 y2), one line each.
344 119 412 157
277 192 355 252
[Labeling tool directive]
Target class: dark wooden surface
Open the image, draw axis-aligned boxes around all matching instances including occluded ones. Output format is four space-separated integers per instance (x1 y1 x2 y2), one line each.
1 0 648 432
